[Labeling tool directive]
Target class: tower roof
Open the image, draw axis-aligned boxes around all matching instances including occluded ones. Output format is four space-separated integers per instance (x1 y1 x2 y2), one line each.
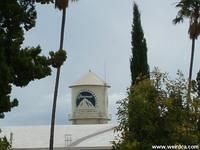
69 71 110 88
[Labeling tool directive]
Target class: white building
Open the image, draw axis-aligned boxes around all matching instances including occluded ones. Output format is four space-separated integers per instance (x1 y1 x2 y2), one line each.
1 71 118 150
1 124 117 150
69 70 111 124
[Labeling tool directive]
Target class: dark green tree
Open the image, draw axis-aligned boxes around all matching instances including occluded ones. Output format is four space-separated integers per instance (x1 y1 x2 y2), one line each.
0 0 55 118
113 69 200 150
0 138 11 150
173 0 200 99
113 3 151 149
113 2 200 149
0 1 69 149
130 3 149 86
129 2 150 146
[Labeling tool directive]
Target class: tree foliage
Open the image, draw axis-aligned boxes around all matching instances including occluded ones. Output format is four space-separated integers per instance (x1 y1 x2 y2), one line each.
49 49 67 68
114 1 200 149
130 3 149 86
173 0 200 98
196 70 200 97
0 137 10 150
113 69 200 149
0 129 11 150
0 1 69 150
32 0 77 10
173 0 200 39
0 0 67 118
0 0 51 118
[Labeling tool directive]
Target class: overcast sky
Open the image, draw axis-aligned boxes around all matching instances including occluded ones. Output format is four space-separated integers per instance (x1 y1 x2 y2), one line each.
1 0 200 126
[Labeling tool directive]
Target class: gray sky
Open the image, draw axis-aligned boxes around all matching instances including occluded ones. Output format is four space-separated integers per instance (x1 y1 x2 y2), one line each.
1 0 200 126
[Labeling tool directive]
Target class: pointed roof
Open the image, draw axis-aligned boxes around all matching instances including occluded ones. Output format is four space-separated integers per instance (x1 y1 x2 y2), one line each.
69 71 110 88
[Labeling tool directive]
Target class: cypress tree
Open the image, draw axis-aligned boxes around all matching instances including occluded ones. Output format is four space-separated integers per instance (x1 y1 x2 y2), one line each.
128 2 150 147
130 3 149 86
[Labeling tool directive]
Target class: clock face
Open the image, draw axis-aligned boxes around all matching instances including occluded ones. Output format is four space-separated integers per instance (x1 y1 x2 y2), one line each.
76 90 96 109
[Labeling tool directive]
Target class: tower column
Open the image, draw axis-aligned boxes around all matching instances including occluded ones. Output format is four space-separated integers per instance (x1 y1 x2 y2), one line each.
69 71 110 124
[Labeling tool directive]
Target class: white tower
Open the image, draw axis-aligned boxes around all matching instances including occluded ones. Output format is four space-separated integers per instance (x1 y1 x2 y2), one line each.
69 70 110 124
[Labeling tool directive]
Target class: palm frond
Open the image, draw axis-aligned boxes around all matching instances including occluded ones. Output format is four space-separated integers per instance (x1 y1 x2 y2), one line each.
173 16 184 24
55 0 78 10
173 0 200 38
55 0 68 10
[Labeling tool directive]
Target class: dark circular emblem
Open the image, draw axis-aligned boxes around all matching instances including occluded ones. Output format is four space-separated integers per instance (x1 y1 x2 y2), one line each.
76 91 96 108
